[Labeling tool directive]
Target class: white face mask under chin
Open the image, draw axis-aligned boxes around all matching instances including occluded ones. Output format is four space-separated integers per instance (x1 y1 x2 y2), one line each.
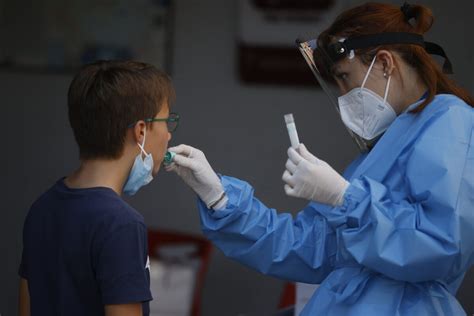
338 56 397 141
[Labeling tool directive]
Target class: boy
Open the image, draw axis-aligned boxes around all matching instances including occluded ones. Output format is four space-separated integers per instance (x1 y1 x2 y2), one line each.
18 60 177 316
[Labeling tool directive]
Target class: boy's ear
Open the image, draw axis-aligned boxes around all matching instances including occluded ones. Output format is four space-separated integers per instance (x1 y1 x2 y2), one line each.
132 121 146 144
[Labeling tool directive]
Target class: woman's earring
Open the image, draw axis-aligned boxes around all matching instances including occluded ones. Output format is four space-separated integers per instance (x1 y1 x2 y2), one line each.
383 72 388 78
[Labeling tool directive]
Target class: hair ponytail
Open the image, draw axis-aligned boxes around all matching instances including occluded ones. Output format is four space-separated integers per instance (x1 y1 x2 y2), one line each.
404 3 433 34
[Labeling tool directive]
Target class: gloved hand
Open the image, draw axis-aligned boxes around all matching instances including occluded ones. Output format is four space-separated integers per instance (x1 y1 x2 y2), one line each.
282 144 349 206
165 144 227 209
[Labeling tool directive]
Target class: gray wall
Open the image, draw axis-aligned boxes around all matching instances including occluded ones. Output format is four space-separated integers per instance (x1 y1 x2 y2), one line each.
1 0 473 315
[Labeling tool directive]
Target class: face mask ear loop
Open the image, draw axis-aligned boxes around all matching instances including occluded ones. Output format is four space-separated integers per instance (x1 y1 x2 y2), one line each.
137 128 149 158
361 55 378 90
383 75 391 105
360 55 378 137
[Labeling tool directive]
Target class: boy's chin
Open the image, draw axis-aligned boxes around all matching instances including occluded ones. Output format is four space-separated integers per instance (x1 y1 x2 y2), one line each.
152 165 162 176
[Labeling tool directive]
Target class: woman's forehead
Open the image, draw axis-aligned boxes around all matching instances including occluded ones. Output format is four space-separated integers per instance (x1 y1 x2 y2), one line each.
332 57 364 72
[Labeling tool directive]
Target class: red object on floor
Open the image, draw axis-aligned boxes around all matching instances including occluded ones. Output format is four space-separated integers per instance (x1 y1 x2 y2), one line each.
148 230 213 316
278 282 296 309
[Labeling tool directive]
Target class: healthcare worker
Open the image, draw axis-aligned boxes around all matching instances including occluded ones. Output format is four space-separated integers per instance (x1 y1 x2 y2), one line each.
167 2 474 315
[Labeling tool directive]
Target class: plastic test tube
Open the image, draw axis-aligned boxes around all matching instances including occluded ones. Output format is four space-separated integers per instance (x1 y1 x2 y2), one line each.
284 113 300 149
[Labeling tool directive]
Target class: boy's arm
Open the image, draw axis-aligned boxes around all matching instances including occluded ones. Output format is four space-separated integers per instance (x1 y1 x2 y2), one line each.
18 278 30 316
96 221 152 309
105 303 142 316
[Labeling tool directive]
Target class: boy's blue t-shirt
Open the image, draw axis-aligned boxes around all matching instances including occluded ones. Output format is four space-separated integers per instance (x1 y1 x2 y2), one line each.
19 179 152 315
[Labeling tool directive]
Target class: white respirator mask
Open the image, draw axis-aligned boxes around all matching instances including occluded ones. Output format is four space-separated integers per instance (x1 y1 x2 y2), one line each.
337 55 397 141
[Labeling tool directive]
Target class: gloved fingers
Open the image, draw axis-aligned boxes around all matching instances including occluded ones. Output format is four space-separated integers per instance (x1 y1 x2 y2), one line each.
282 170 295 187
164 163 177 172
284 184 297 197
168 144 195 157
172 154 197 170
285 159 297 174
287 147 303 165
298 143 321 164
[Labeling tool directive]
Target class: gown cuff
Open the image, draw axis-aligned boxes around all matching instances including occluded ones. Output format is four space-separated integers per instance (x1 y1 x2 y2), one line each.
341 178 369 213
197 175 245 219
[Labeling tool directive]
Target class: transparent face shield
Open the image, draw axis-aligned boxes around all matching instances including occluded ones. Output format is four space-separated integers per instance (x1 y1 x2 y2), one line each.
296 38 370 152
296 32 452 153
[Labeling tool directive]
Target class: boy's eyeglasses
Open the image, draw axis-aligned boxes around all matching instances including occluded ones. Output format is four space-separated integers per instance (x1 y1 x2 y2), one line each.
128 112 180 133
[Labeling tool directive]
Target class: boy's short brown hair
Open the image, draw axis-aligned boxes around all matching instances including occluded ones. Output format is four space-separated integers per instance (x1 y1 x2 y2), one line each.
68 60 175 160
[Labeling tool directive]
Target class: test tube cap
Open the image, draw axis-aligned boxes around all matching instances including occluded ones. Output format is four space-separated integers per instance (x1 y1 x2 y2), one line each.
163 151 176 165
284 113 295 124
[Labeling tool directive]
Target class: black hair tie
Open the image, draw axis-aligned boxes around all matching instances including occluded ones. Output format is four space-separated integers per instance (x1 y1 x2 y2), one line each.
401 2 416 22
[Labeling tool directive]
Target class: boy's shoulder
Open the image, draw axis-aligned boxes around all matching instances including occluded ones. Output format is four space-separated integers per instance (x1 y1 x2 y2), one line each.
27 178 145 231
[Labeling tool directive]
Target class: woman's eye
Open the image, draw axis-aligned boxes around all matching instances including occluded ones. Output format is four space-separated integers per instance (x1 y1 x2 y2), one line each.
336 73 348 81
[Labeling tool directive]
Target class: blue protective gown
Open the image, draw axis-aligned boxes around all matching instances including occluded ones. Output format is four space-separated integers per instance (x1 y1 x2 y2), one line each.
198 94 474 315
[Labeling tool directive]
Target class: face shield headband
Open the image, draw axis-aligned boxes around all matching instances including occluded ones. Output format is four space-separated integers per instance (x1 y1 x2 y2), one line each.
319 32 452 74
296 32 453 152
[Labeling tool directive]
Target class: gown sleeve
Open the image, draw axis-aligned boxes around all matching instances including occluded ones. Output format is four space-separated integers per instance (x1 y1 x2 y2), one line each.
198 176 337 284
